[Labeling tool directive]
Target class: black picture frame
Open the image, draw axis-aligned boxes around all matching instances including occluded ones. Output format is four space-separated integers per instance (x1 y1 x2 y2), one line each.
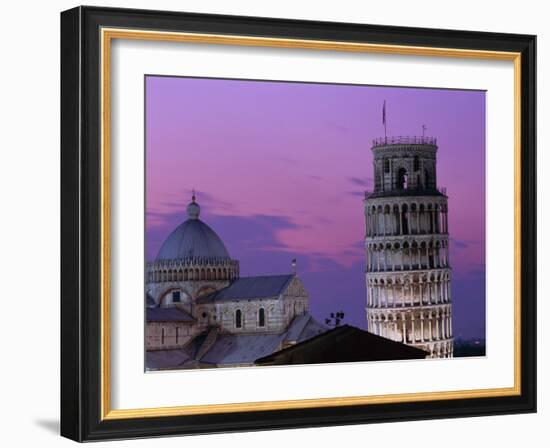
61 5 536 442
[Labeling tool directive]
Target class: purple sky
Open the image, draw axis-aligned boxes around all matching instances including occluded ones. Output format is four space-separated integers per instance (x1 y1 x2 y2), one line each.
145 76 486 340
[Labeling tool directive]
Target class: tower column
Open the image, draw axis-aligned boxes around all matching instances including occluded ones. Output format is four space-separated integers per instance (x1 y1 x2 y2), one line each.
371 213 375 236
370 213 374 236
368 285 373 306
427 246 432 269
371 247 375 271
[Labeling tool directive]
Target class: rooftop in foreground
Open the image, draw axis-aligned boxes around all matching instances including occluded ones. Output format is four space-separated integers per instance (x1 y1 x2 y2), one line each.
255 324 429 366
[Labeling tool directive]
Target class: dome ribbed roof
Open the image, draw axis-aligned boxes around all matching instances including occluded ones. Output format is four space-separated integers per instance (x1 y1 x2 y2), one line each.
155 195 231 262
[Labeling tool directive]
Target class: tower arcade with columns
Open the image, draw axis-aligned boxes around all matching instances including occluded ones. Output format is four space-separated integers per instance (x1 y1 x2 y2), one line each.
364 136 453 358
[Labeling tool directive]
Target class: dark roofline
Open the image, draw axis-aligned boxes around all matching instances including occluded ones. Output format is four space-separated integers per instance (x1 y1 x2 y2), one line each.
255 324 428 365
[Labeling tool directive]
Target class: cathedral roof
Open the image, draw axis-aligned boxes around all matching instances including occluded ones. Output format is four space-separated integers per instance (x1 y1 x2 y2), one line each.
146 350 193 369
284 313 326 342
146 307 195 322
155 195 231 262
197 314 326 366
197 274 295 303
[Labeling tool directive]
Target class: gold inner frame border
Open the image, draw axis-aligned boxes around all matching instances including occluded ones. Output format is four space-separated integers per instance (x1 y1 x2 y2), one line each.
99 27 522 420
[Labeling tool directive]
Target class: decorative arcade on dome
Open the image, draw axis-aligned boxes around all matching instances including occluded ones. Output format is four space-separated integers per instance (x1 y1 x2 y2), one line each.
364 136 454 358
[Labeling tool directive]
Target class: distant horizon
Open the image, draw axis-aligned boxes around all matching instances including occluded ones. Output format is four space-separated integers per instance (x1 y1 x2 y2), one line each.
145 75 486 340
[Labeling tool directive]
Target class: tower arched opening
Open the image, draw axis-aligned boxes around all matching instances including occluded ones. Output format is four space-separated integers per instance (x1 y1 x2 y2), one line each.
397 168 408 190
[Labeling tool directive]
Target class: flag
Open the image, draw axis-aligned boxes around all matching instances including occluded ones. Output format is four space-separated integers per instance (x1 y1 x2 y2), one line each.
382 100 386 126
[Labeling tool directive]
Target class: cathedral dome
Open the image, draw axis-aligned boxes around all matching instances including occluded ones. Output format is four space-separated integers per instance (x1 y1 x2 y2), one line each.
155 195 230 262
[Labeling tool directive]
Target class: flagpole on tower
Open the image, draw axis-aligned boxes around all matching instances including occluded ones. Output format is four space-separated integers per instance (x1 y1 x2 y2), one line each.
382 100 387 141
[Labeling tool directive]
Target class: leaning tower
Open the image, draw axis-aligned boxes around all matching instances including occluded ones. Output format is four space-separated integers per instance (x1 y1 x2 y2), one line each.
364 136 453 358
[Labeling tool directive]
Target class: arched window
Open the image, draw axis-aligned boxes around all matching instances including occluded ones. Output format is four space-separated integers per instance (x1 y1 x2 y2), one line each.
384 158 390 173
172 291 181 303
393 205 400 235
413 156 420 171
397 168 408 190
401 204 409 235
258 308 265 327
235 309 242 328
161 328 165 345
424 169 431 188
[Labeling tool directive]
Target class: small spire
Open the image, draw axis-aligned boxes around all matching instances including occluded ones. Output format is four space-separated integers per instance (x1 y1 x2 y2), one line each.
291 258 297 274
186 189 200 220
